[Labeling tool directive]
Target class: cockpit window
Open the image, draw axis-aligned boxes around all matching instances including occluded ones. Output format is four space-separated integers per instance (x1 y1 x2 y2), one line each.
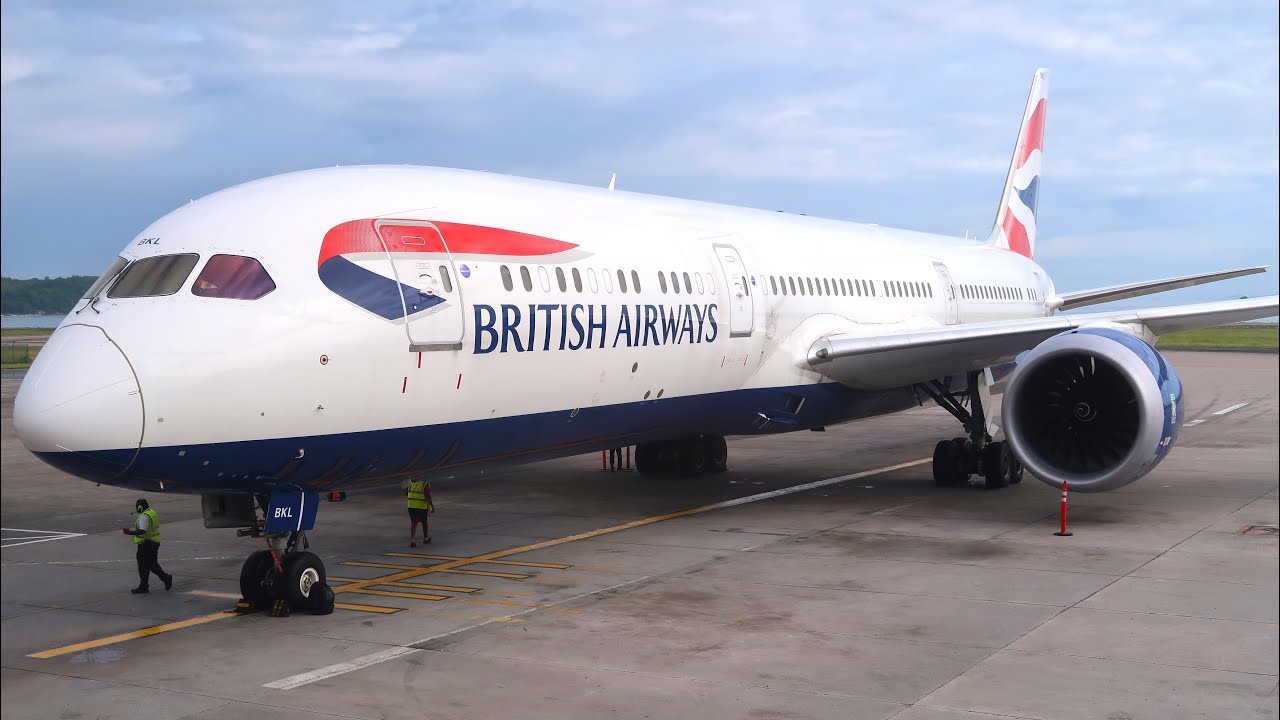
82 256 129 299
108 254 200 298
191 255 276 300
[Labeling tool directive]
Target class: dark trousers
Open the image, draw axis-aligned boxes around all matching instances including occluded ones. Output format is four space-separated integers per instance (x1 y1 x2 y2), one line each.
136 541 168 589
609 447 622 471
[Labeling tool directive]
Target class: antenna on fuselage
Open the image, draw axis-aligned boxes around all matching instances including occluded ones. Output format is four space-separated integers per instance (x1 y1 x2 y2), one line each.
608 173 617 191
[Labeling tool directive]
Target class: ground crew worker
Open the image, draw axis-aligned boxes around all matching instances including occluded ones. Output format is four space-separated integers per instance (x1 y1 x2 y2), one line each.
122 498 172 594
406 478 434 547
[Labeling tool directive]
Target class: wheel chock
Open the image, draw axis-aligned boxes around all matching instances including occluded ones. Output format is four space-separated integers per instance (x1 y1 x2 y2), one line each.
269 599 292 617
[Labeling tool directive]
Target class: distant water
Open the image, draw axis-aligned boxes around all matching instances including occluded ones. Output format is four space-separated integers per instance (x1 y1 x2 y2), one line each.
1 314 64 329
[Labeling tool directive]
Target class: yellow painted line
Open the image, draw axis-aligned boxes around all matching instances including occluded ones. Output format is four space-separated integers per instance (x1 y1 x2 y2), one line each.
442 568 530 579
328 576 479 593
334 602 401 614
381 580 480 593
185 590 241 600
344 588 449 601
29 612 233 659
384 552 573 569
338 560 529 579
456 597 581 613
330 457 931 599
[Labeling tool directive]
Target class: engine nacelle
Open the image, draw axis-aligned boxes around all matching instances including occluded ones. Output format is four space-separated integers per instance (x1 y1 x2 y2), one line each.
1002 327 1183 493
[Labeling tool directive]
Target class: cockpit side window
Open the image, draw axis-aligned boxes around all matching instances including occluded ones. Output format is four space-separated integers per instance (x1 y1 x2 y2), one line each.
108 254 200 298
191 255 276 300
83 256 129 299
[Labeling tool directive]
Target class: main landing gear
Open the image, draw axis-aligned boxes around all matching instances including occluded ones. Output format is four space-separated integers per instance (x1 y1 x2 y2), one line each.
634 435 728 476
916 370 1024 490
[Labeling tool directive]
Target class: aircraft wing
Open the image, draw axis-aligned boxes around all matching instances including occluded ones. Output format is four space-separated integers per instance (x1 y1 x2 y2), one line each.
807 296 1279 390
1051 266 1267 311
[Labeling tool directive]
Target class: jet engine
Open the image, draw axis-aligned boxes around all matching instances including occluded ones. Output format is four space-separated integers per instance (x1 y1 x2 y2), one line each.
1001 326 1183 493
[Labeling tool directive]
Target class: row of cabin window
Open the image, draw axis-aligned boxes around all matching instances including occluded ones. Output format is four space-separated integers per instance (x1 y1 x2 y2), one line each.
766 275 933 300
960 284 1038 302
500 265 720 296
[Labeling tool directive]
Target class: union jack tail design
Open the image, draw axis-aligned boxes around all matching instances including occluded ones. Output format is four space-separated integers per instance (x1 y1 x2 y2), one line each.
988 68 1048 259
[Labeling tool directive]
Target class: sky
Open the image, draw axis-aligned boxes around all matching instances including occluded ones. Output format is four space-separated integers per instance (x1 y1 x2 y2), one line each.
2 1 1277 305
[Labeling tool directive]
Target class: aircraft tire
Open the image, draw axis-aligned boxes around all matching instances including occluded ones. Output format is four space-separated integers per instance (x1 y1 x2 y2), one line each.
950 438 973 485
308 581 336 615
684 437 711 476
710 436 728 473
278 551 327 610
932 441 958 486
982 442 1011 490
635 444 657 475
239 550 275 610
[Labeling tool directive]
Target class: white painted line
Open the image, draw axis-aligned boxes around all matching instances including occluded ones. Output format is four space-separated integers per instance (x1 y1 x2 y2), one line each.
1212 402 1249 416
263 647 421 690
1185 419 1205 427
2 531 86 549
0 527 80 534
263 456 931 691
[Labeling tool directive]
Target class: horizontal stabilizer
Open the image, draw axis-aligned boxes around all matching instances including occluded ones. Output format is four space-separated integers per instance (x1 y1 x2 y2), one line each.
809 295 1278 390
1052 266 1267 311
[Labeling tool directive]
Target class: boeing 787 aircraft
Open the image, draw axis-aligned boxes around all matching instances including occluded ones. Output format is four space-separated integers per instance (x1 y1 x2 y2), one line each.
13 69 1277 613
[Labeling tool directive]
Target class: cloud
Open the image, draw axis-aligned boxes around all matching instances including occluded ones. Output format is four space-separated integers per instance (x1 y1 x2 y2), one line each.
0 0 1276 283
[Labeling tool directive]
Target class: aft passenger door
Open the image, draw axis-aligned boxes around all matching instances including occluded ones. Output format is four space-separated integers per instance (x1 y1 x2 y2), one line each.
375 219 466 351
712 243 754 337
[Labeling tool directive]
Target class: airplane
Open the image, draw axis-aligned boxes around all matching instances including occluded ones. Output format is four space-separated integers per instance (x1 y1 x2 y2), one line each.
13 69 1278 615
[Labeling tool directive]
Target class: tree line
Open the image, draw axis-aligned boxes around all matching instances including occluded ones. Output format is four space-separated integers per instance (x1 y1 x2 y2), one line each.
1 276 96 315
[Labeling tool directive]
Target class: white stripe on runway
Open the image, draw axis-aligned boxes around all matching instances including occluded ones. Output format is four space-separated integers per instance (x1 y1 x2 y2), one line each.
263 647 420 690
262 455 930 691
1212 402 1249 416
1185 419 1204 427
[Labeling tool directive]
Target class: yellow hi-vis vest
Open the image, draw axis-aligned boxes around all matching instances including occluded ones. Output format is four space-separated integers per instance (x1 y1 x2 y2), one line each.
407 480 432 511
133 508 160 544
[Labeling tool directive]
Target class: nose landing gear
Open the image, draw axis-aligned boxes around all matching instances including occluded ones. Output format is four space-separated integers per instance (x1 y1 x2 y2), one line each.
238 532 333 616
203 490 334 616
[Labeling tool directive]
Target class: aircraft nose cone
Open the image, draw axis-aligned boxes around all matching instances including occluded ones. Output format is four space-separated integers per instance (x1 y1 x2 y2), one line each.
13 324 143 480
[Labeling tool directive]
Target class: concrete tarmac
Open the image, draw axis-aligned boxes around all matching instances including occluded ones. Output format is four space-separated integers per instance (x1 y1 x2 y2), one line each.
2 350 1276 720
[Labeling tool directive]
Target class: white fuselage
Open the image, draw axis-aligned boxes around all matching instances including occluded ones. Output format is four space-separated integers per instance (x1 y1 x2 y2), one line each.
15 166 1055 493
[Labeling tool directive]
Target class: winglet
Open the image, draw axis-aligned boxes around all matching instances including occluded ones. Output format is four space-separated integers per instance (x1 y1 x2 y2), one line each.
988 69 1049 259
608 173 617 191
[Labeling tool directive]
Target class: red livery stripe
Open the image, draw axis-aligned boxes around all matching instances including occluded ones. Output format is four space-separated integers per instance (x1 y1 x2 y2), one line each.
318 219 578 269
1002 211 1032 258
1017 98 1047 166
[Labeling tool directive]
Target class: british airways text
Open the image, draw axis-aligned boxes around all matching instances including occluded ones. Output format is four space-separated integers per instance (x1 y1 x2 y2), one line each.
473 303 718 354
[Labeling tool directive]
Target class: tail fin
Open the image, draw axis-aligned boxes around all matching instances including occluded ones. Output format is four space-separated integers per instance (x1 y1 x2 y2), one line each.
988 68 1048 259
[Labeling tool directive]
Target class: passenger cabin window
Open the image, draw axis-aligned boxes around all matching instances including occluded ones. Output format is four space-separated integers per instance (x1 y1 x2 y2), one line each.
501 266 514 291
192 254 276 300
671 271 681 294
617 269 628 293
659 272 668 293
631 270 642 293
537 266 551 292
520 266 533 291
83 256 129 299
572 268 584 292
440 265 454 293
683 272 692 294
556 267 567 292
109 254 199 298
